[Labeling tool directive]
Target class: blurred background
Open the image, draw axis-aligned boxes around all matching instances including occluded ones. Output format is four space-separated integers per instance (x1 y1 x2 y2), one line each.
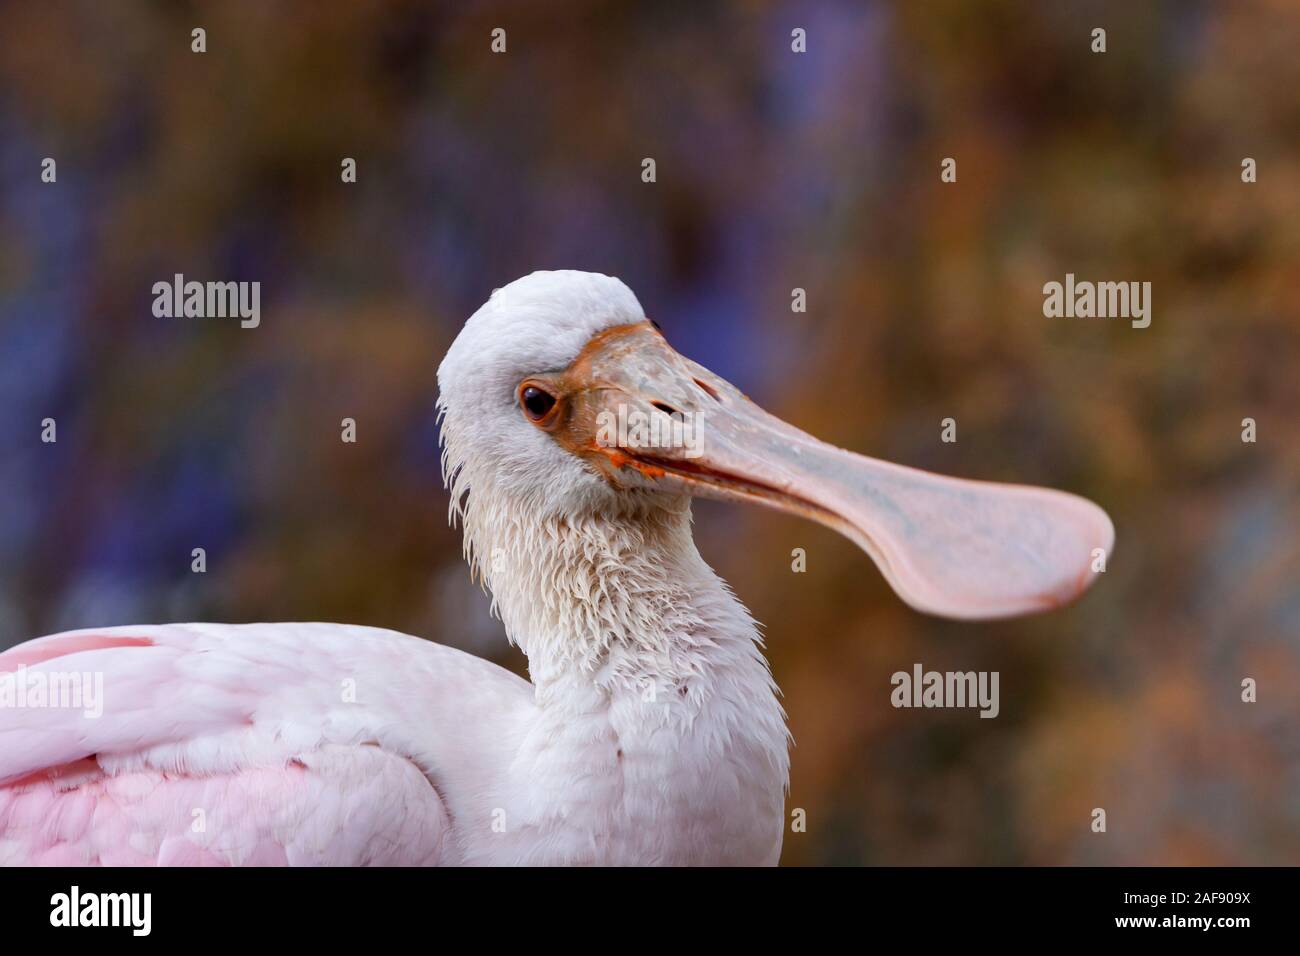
1 0 1297 864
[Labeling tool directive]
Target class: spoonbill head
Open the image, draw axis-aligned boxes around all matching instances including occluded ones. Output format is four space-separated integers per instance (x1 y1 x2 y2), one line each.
437 270 1113 626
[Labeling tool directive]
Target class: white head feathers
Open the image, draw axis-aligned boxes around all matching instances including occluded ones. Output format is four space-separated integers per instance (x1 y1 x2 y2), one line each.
435 273 758 680
437 270 646 528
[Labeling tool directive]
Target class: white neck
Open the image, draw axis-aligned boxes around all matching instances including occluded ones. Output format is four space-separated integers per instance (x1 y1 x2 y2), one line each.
470 491 758 688
459 490 790 863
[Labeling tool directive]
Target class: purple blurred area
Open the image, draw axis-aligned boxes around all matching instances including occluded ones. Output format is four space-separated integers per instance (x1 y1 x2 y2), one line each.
0 1 1297 864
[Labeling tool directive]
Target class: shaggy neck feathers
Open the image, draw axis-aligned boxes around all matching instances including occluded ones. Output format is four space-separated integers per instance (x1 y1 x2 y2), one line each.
441 422 773 687
461 477 756 690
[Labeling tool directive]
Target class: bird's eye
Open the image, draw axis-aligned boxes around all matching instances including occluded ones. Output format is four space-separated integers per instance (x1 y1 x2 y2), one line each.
520 385 558 423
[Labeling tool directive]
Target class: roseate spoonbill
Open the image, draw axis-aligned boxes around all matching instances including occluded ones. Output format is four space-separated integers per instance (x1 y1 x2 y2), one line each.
0 271 1112 865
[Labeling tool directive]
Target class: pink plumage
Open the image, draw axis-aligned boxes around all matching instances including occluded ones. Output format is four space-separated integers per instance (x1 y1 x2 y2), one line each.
0 623 529 865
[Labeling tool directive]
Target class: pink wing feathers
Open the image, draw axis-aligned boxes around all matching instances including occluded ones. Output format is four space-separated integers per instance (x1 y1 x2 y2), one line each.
0 623 533 865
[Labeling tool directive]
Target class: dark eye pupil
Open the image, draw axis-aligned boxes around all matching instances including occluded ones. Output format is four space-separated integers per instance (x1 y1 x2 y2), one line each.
522 386 556 420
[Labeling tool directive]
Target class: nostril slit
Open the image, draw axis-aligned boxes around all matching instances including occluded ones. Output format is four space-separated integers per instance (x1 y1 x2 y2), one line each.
651 401 681 417
693 378 721 401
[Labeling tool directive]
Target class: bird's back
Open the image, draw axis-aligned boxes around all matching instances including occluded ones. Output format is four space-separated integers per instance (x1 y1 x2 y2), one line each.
0 622 533 865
